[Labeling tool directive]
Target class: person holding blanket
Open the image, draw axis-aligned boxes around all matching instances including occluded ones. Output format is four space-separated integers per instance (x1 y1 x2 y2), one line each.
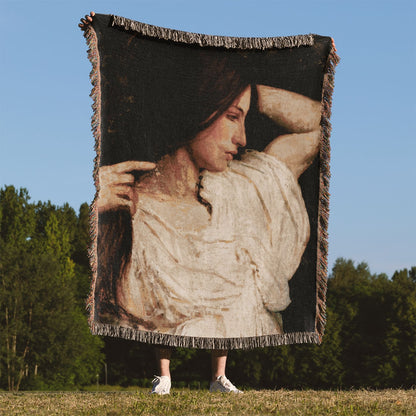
80 12 321 394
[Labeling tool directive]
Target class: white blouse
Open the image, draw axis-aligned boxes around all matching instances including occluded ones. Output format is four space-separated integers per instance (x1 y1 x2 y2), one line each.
118 150 310 338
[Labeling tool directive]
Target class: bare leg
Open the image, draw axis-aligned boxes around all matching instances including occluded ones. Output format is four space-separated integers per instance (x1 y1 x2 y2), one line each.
211 349 228 381
156 347 172 378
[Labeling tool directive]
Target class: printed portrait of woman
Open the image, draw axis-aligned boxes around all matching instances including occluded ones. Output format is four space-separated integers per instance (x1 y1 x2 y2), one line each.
92 28 332 346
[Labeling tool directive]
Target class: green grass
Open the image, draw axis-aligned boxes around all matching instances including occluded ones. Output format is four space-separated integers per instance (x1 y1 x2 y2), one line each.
0 389 415 415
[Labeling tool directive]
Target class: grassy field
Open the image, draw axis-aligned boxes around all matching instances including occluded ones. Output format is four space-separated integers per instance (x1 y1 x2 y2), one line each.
0 389 415 415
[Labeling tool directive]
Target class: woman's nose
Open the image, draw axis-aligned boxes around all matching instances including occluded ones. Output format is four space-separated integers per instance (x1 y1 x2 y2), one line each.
233 124 247 147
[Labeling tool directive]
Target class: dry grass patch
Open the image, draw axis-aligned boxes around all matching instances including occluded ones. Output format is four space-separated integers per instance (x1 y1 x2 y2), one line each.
0 389 415 415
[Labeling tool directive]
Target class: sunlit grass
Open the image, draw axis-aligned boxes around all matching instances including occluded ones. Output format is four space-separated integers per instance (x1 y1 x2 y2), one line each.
1 389 415 415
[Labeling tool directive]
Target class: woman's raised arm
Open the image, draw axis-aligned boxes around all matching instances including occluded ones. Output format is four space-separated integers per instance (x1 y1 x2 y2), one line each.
257 85 321 179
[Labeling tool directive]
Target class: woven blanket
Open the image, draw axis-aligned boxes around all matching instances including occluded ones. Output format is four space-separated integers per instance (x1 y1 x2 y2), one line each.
83 14 339 349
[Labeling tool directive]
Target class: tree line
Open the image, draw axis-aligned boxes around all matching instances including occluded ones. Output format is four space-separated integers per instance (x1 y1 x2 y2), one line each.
0 185 414 391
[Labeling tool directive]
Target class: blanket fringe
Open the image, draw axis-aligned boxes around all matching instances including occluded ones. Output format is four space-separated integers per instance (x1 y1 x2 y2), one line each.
84 24 102 329
110 14 314 50
91 322 320 349
316 39 340 343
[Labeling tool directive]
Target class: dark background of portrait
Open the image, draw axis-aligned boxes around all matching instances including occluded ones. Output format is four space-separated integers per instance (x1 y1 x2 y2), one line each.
93 14 332 334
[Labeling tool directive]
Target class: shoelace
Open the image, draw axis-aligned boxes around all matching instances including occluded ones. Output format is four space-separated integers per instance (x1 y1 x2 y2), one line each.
219 376 234 389
152 375 161 384
224 380 234 389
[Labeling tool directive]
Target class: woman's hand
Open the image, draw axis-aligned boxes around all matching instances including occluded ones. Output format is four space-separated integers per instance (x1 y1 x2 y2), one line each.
97 161 156 215
79 11 95 30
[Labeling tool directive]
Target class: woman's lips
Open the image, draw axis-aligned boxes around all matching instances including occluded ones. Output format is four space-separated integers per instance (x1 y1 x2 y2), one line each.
225 150 237 161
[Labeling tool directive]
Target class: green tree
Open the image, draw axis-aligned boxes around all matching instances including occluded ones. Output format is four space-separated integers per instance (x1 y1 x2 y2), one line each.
72 203 92 309
288 307 344 389
0 186 37 391
327 258 416 388
0 186 104 391
385 268 416 386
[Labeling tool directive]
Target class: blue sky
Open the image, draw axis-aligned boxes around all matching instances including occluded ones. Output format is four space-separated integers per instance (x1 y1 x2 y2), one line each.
1 0 415 277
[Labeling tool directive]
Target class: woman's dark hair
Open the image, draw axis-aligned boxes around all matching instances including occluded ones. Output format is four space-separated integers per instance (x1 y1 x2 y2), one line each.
188 53 251 135
100 46 251 167
142 50 251 161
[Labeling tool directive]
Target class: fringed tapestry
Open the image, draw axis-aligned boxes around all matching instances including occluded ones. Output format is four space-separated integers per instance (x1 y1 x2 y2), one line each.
82 13 339 349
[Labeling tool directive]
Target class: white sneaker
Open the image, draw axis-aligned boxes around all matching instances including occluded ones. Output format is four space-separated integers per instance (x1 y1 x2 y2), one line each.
151 375 171 395
209 375 243 393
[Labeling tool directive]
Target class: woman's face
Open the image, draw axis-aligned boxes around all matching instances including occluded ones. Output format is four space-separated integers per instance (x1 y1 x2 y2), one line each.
189 86 251 172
